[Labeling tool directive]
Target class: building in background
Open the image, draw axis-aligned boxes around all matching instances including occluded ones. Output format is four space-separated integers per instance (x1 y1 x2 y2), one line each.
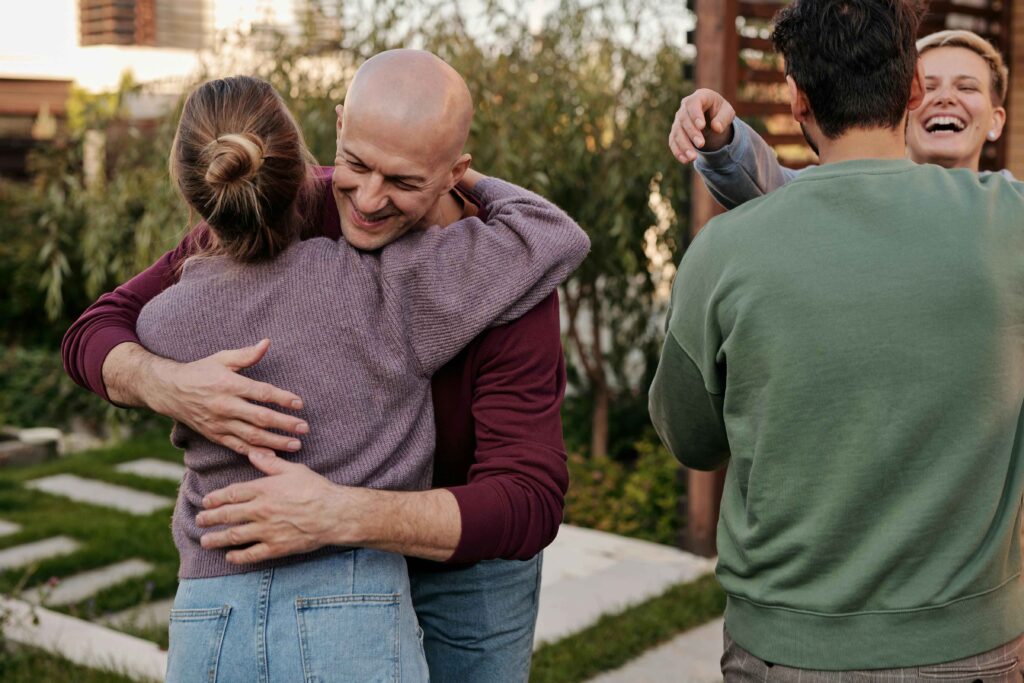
79 0 212 50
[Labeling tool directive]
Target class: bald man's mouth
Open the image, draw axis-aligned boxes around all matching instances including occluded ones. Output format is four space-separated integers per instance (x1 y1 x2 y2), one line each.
350 204 399 230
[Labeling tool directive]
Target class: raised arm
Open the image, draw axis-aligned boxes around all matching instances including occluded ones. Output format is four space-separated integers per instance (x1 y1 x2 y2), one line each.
61 224 307 457
669 88 803 209
382 170 590 376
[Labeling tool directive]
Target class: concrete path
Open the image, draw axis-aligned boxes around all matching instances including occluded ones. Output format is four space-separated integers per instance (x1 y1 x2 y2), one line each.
25 559 154 606
0 535 80 570
26 474 174 515
115 459 185 482
1 596 166 682
587 617 725 683
0 519 22 536
535 524 716 646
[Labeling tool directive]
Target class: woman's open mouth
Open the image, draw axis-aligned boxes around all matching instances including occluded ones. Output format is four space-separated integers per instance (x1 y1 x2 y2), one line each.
923 115 967 136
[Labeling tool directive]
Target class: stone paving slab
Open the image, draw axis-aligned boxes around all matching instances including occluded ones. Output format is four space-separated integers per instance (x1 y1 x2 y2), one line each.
115 458 186 481
25 559 154 606
106 597 176 631
26 474 174 515
535 525 716 646
0 519 22 536
0 536 80 571
1 596 166 681
587 617 725 683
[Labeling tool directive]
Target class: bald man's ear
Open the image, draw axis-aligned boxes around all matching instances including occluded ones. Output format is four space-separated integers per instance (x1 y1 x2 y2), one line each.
335 105 345 134
446 153 472 193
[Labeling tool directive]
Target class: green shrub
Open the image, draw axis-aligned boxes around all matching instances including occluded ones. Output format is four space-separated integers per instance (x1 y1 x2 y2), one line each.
0 345 147 434
564 432 684 546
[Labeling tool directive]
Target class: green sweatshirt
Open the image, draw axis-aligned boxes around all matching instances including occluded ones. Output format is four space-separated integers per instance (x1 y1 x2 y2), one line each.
649 159 1024 669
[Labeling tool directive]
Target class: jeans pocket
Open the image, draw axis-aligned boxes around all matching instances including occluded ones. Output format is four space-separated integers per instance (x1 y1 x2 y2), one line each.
295 594 400 683
166 606 232 683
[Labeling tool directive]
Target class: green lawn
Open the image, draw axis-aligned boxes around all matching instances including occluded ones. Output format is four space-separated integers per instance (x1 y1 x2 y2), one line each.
0 430 727 681
0 429 181 617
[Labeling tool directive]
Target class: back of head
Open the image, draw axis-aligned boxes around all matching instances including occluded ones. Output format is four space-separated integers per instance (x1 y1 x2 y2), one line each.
771 0 925 139
917 29 1009 105
172 76 315 263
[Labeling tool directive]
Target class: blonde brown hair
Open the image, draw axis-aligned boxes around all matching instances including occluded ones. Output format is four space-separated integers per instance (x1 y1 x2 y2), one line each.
917 30 1009 106
171 76 318 263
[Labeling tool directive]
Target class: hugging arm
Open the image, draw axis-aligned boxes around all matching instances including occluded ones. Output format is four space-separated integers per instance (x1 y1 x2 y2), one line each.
381 171 590 376
669 88 802 209
60 224 308 457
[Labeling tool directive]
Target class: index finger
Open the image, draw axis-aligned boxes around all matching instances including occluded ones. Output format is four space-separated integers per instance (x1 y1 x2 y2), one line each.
237 377 303 411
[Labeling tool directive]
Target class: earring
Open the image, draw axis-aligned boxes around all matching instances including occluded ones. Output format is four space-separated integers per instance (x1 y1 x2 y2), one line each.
988 131 998 141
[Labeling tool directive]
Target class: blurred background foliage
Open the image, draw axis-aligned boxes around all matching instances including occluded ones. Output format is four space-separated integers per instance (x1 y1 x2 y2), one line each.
1 0 692 543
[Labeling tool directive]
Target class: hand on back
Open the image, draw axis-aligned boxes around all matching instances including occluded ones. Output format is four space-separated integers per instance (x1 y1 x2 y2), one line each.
147 339 309 458
669 88 737 163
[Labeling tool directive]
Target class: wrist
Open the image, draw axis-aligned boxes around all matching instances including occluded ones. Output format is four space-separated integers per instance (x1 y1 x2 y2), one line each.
702 123 735 154
324 485 380 547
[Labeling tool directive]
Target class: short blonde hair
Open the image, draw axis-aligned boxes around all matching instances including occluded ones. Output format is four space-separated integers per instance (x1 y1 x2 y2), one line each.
917 30 1009 106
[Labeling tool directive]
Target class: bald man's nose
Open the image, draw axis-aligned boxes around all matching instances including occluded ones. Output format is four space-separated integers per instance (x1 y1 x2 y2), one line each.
352 175 390 215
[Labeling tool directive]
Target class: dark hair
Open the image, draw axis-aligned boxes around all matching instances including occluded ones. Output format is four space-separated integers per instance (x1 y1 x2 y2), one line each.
171 76 318 263
771 0 926 139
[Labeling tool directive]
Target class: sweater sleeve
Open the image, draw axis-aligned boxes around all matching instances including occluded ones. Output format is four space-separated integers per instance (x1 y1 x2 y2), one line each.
381 177 590 377
445 291 569 563
694 118 804 209
648 230 730 471
61 226 209 402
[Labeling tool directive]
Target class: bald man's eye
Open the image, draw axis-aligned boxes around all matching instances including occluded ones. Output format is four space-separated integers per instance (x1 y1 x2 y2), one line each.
393 181 418 192
346 159 368 172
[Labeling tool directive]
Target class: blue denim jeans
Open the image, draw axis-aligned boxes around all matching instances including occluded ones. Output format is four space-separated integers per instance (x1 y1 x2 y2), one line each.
409 553 543 683
166 550 428 683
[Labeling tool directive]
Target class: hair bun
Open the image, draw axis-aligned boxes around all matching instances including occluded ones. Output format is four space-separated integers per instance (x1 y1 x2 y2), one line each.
205 133 265 186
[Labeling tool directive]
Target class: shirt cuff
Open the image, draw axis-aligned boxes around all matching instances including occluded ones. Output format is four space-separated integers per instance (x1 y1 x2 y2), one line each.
444 481 509 564
696 118 754 171
83 328 141 403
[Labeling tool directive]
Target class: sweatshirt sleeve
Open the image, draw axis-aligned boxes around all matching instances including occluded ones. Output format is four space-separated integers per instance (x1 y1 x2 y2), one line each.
694 118 804 210
61 226 209 402
381 177 590 376
648 231 730 471
445 291 569 563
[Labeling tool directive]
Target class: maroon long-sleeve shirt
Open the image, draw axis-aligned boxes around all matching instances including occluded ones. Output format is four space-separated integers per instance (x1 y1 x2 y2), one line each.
61 168 569 565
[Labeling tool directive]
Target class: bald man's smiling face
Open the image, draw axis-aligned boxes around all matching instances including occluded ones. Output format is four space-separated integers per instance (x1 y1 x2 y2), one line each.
333 111 456 251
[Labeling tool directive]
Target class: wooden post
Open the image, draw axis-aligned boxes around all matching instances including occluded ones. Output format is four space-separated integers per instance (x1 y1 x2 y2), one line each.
679 0 739 558
1007 0 1024 178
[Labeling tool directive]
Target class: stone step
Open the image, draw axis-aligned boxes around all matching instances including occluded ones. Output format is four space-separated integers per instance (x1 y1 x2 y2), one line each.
535 525 716 646
1 596 167 681
105 597 175 631
586 617 725 683
26 474 174 515
25 559 154 606
115 458 185 481
0 519 22 536
0 536 80 571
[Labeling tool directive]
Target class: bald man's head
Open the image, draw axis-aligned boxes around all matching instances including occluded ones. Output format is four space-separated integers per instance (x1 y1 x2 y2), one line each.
345 49 473 166
332 49 475 251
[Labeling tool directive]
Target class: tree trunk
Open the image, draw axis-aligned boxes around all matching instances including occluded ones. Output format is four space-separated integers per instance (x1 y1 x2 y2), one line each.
590 383 610 459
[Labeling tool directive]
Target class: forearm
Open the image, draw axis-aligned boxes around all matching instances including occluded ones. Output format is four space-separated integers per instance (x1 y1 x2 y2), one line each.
102 341 170 408
695 119 801 209
329 487 462 562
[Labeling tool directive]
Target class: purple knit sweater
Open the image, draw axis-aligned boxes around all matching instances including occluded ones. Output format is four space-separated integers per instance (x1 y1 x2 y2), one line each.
136 178 589 578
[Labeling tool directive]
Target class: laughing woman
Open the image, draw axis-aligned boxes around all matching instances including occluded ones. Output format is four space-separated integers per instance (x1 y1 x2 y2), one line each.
668 29 1014 209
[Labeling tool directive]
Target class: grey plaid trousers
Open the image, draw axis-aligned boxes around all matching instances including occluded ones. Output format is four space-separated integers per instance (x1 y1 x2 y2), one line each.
722 630 1024 683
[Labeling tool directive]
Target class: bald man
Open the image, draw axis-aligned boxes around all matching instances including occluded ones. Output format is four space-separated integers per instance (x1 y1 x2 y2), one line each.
62 50 572 681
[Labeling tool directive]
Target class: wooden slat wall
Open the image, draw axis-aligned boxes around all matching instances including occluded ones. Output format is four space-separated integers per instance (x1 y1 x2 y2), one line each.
1008 0 1024 177
0 79 72 118
733 0 1014 171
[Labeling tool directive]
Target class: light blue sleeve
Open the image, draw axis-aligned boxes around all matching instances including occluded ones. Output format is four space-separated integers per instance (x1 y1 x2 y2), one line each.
693 119 805 209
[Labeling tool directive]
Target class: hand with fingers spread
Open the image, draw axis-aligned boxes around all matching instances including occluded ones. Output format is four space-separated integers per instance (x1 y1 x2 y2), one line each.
669 88 737 164
141 339 309 458
196 452 349 564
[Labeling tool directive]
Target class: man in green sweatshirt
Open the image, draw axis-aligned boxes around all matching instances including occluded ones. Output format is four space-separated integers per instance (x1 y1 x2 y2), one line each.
649 0 1024 677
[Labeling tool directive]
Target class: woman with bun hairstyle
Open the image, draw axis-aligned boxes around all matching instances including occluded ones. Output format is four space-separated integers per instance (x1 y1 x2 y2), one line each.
137 75 589 682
